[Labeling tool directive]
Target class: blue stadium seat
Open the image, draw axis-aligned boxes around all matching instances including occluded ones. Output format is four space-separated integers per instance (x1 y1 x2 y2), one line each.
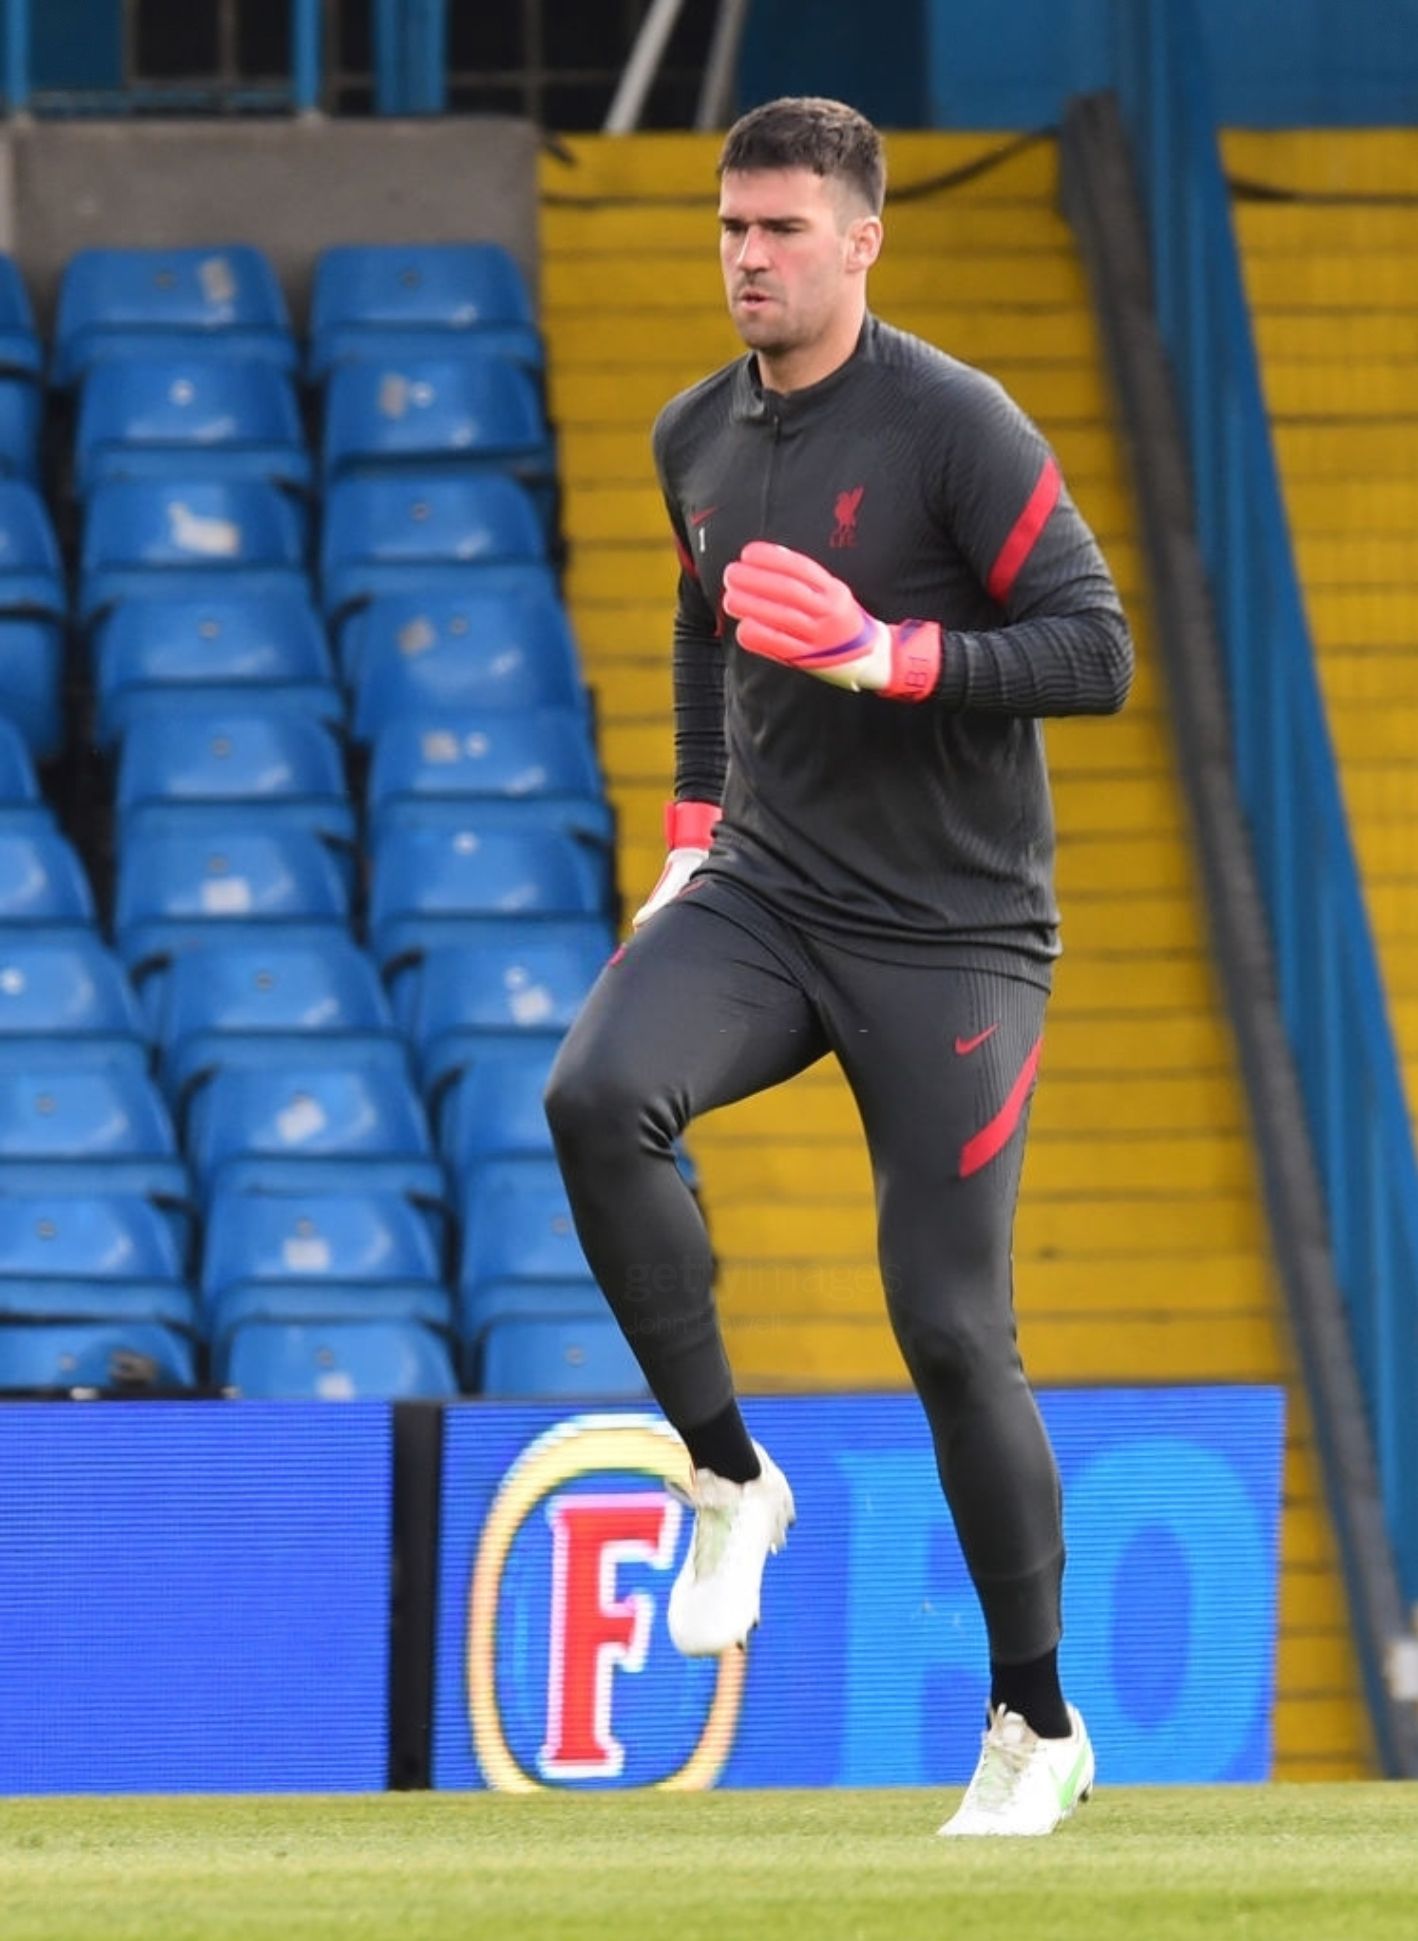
0 1193 183 1282
209 1280 453 1359
0 1281 196 1334
92 590 342 746
0 256 41 379
320 473 545 626
368 708 600 816
75 358 310 496
79 478 306 624
0 1068 190 1207
460 1156 588 1280
478 1312 646 1401
0 620 63 763
155 937 405 1101
437 1040 559 1172
308 242 541 381
202 1188 441 1299
0 937 148 1073
346 585 583 729
0 717 36 799
0 381 39 484
113 827 350 973
114 710 355 850
0 1067 174 1161
218 1318 457 1398
366 825 610 971
403 933 603 1093
321 355 553 522
365 795 614 883
184 1063 443 1206
0 829 95 929
0 483 65 758
0 717 52 832
0 480 64 610
459 1284 611 1390
0 1321 197 1392
53 245 295 386
0 261 40 480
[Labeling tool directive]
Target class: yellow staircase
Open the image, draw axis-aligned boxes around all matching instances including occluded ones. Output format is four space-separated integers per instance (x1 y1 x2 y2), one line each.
1228 130 1418 1135
540 130 1368 1775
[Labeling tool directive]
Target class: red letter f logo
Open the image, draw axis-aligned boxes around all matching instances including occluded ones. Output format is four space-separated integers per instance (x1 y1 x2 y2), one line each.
538 1492 682 1780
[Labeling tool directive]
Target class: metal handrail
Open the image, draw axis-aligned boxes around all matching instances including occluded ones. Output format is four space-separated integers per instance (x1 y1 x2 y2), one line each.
1116 0 1418 1598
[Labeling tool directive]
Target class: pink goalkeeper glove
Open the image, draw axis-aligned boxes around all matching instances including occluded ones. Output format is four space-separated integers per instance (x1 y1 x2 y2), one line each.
722 541 941 702
632 800 721 928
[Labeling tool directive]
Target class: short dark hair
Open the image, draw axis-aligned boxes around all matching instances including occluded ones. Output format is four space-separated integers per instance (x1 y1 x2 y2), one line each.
718 97 885 216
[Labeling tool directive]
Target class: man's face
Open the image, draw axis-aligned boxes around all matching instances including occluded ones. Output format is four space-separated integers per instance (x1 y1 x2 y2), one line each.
718 167 878 360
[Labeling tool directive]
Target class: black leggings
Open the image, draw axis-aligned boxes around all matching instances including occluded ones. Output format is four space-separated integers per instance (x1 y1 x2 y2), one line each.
544 879 1063 1664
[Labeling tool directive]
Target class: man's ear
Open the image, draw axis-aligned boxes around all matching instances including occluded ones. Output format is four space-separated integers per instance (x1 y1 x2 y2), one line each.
846 216 883 272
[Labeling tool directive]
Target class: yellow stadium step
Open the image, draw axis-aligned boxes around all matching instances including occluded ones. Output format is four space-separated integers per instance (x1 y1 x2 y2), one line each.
551 357 1109 426
1261 312 1418 363
560 418 1128 485
1243 256 1418 311
544 251 1089 313
600 708 1173 779
543 198 1074 257
1235 202 1418 252
541 128 1062 201
711 1191 1266 1257
542 129 1369 1775
564 534 1149 604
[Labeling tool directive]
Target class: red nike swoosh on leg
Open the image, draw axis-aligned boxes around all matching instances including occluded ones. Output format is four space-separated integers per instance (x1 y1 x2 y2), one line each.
959 1035 1043 1178
689 506 719 526
954 1023 1000 1056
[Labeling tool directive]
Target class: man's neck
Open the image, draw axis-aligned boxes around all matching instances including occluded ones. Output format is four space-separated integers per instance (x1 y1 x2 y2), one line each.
757 309 866 395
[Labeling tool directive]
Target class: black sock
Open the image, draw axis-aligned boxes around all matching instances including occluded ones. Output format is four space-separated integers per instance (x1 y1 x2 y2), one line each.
682 1403 760 1483
990 1646 1070 1739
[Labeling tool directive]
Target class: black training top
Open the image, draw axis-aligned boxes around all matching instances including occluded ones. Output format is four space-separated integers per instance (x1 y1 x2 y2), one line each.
651 313 1133 982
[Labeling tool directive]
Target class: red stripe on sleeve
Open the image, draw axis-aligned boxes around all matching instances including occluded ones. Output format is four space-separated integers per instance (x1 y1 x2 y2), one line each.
673 529 700 581
959 1035 1043 1179
985 457 1061 604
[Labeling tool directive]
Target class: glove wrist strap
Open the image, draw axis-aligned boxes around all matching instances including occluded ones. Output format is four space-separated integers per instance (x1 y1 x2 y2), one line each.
883 621 943 703
665 799 723 849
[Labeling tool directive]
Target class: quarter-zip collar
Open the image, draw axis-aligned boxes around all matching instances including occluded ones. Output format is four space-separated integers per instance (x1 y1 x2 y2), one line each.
730 313 879 432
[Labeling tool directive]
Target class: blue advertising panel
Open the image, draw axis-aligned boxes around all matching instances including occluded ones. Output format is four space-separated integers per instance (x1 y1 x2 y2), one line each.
433 1387 1286 1790
0 1402 392 1794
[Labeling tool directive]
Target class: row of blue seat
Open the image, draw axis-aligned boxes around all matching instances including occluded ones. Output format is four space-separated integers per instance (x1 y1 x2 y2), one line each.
0 1024 625 1393
0 1155 608 1359
0 1308 645 1402
0 927 601 1083
71 353 553 499
0 466 556 758
92 583 586 749
0 242 541 389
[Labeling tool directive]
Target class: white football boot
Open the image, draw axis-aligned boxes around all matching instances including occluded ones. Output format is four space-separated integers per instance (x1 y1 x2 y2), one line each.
666 1441 795 1655
938 1704 1094 1837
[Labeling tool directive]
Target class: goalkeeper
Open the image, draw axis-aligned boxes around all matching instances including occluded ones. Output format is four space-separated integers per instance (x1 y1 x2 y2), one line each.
545 94 1132 1837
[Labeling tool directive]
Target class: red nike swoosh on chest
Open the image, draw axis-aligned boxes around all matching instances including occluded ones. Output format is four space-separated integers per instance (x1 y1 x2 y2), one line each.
954 1024 1000 1056
689 506 719 526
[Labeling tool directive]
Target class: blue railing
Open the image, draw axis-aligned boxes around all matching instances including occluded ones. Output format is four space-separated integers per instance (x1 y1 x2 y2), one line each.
1116 0 1418 1599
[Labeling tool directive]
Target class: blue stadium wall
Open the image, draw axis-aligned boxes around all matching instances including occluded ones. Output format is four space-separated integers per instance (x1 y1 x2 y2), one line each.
740 0 1418 127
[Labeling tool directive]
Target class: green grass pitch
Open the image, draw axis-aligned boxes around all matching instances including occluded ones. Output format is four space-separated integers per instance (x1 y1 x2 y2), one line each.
4 1786 1418 1940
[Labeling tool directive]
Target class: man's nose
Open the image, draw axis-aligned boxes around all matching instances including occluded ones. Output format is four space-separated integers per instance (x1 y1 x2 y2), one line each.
735 226 770 269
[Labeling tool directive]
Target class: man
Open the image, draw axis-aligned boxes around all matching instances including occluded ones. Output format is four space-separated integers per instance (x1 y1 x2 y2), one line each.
545 96 1131 1836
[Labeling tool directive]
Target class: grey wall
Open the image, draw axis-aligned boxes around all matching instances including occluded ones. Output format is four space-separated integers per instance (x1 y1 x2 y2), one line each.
0 116 539 327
